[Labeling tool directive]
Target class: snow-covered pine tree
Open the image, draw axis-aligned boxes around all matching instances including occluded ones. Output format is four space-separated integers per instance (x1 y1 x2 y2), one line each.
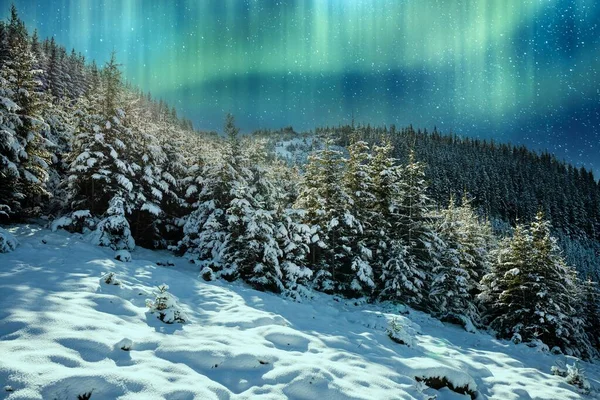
527 212 594 356
0 68 22 219
269 159 313 297
296 140 361 296
579 278 600 351
0 6 51 218
46 37 69 101
455 195 494 300
0 22 8 68
154 117 188 246
480 223 530 339
30 30 46 85
66 52 137 244
342 136 375 297
275 207 313 298
42 83 77 216
481 212 593 356
89 195 135 250
123 90 168 248
395 149 439 309
430 198 478 332
178 114 250 280
227 139 283 291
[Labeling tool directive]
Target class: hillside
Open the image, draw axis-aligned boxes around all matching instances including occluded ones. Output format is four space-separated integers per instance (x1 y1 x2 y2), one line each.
1 225 599 400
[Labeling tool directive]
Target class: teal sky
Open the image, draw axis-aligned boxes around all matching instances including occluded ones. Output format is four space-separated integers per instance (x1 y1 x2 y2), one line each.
3 0 600 174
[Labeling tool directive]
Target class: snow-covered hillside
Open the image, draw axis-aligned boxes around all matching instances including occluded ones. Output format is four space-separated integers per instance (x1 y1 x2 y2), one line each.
0 226 598 400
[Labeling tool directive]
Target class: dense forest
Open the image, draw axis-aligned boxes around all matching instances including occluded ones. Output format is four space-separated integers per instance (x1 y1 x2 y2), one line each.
1 5 599 360
264 124 600 281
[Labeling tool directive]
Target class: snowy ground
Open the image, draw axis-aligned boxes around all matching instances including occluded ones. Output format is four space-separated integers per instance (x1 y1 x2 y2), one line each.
274 137 316 165
1 225 599 400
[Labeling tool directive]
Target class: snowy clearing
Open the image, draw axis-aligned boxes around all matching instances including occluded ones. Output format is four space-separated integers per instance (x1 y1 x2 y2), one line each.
0 225 598 400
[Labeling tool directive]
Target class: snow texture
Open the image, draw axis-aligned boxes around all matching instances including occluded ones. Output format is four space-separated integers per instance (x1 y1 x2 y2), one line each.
0 227 18 253
0 226 598 400
114 250 132 262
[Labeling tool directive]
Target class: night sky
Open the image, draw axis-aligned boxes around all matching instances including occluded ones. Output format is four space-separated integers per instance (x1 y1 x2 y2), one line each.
3 0 600 175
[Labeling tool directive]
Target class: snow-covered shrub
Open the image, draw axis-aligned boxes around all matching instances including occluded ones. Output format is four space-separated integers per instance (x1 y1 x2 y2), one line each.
566 361 591 393
511 332 522 344
146 284 187 324
51 210 95 233
552 361 591 394
415 374 477 400
101 272 121 286
0 227 18 253
114 250 131 262
200 266 215 281
387 318 415 347
77 392 92 400
89 196 135 250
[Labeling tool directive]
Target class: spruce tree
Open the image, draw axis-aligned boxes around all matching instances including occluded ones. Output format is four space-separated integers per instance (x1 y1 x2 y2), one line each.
0 6 51 218
343 136 375 296
296 141 361 295
178 115 250 279
396 150 439 309
66 51 137 244
481 213 593 356
579 278 600 351
430 198 478 331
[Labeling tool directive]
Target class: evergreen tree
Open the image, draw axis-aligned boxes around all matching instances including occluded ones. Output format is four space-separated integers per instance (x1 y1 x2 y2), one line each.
579 278 600 351
481 212 593 356
396 150 439 309
67 52 136 222
430 198 479 331
178 115 250 279
0 6 51 218
343 136 375 296
296 141 361 296
46 38 68 100
480 223 530 338
0 21 8 68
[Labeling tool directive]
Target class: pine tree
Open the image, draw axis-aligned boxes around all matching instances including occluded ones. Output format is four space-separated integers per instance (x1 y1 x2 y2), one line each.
480 212 593 356
480 223 530 338
46 38 68 100
343 136 375 296
228 140 282 291
178 115 250 280
89 195 135 250
67 52 136 221
579 278 600 351
430 198 478 331
0 22 8 68
396 150 438 309
0 6 51 218
296 140 361 295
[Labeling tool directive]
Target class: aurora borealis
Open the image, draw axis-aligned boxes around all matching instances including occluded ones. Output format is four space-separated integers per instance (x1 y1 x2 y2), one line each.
4 0 600 174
